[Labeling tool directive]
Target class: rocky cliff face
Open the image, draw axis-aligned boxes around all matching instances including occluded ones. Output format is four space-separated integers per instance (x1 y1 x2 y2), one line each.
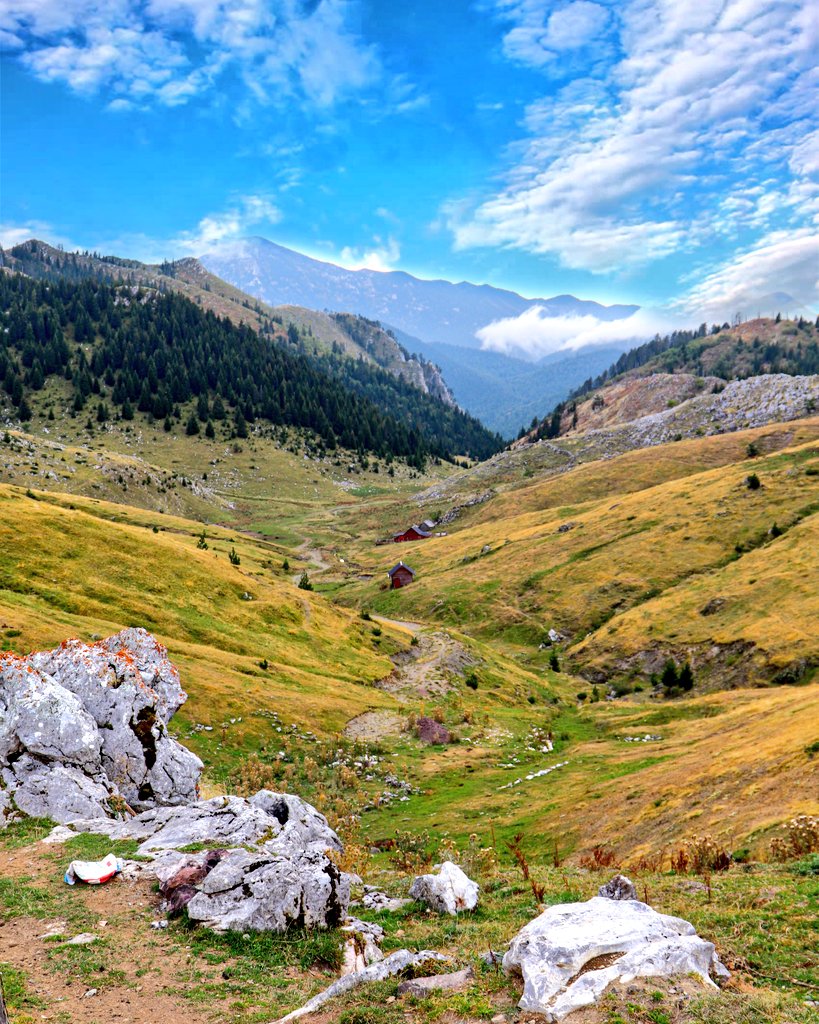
0 628 202 824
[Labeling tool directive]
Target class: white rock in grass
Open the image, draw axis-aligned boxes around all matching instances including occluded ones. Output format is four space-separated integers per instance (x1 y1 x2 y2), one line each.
502 896 727 1021
409 860 479 915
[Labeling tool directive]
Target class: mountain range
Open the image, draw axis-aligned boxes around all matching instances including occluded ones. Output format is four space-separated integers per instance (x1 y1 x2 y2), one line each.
201 237 641 435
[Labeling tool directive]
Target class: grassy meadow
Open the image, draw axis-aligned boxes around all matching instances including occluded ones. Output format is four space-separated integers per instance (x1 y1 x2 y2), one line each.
1 402 818 1023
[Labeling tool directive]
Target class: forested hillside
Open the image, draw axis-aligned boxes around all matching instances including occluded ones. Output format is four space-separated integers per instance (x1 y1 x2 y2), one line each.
0 273 501 463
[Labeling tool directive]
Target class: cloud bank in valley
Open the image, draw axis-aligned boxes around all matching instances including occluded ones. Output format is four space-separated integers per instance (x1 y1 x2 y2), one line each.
476 307 676 359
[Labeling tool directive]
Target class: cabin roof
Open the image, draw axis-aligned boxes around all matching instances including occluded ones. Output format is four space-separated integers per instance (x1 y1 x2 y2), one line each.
392 524 431 538
388 561 416 577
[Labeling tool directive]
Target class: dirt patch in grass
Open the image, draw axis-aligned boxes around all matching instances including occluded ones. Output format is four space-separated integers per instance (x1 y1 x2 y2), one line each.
0 841 228 1024
345 710 406 741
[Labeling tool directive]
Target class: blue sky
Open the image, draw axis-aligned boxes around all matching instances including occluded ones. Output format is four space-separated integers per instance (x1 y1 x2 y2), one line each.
1 0 817 356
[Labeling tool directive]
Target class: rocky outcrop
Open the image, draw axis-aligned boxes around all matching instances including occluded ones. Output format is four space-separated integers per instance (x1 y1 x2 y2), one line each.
503 896 727 1020
186 845 349 932
0 629 202 824
409 861 479 915
64 791 341 857
269 949 451 1024
598 874 638 901
50 789 350 933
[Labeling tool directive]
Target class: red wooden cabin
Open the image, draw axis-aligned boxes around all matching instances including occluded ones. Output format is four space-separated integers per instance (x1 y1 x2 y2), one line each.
392 525 432 542
388 562 416 589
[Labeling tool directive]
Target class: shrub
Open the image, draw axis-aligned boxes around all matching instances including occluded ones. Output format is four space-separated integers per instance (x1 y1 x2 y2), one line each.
196 529 208 550
549 650 560 672
671 833 731 874
389 829 434 873
746 472 761 490
465 672 479 690
578 844 618 871
770 815 819 861
297 572 313 591
228 547 240 565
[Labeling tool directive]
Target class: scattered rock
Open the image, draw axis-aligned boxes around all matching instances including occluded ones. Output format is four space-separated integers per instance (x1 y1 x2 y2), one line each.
598 874 638 901
358 887 411 913
63 933 100 945
700 597 727 616
547 628 564 643
502 895 728 1020
397 966 474 997
409 861 479 915
415 717 451 745
340 917 385 974
270 949 451 1024
0 628 202 824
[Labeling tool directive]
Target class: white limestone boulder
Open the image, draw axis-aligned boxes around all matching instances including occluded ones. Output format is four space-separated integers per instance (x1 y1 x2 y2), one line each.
0 628 201 824
59 790 342 858
409 860 479 915
502 896 728 1021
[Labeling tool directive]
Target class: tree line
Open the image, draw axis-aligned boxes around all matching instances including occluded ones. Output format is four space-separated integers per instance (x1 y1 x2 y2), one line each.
0 273 502 464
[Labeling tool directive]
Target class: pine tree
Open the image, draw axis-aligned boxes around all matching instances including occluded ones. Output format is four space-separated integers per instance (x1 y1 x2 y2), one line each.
660 659 679 691
205 419 215 439
17 394 32 420
678 662 694 691
185 412 200 436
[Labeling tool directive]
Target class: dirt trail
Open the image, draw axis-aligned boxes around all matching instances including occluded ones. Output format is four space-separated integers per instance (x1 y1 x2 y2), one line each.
0 843 227 1024
370 614 425 634
290 542 332 585
377 630 479 699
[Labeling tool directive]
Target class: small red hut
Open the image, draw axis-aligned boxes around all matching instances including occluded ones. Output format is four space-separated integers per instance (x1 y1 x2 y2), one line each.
388 561 416 589
392 524 432 542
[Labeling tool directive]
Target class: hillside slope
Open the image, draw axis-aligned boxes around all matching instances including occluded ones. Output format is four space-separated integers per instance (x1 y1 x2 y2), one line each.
0 269 501 462
333 423 819 691
535 317 819 440
0 240 474 437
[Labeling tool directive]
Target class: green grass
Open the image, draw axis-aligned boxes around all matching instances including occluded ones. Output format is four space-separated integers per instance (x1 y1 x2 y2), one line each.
0 962 47 1021
0 877 56 920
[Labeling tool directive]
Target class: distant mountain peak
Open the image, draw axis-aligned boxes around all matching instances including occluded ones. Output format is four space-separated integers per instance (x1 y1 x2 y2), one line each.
201 236 639 352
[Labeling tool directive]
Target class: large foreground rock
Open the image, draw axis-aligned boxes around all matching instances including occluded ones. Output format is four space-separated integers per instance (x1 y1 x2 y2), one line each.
51 790 350 933
503 896 727 1021
409 860 479 914
186 845 349 932
0 629 201 823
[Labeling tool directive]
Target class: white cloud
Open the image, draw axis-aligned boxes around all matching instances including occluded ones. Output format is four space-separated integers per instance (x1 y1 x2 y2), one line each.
677 228 819 322
170 195 282 253
2 0 381 108
454 0 817 278
544 2 610 50
494 0 609 67
338 236 401 272
476 306 675 358
0 220 76 250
